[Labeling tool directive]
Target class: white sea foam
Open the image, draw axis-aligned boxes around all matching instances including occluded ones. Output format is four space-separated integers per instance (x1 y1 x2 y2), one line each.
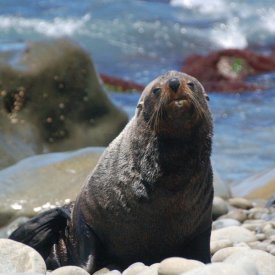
261 8 275 33
170 0 227 14
210 19 247 49
0 14 90 37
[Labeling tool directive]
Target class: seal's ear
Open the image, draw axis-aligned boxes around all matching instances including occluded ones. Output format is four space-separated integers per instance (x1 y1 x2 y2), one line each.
136 101 143 116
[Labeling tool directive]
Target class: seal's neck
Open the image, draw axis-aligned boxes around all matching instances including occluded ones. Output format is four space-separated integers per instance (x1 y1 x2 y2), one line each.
130 118 212 193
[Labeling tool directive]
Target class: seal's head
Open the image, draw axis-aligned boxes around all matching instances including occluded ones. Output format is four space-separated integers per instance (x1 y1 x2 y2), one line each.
136 71 211 137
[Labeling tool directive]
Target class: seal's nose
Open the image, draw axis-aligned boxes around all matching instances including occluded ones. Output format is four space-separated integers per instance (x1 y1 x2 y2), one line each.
168 78 180 92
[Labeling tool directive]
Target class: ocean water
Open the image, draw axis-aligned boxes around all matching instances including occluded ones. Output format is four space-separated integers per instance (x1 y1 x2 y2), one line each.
0 0 275 184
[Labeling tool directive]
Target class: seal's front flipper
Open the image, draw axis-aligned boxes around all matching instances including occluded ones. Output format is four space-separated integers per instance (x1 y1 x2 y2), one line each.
9 207 71 260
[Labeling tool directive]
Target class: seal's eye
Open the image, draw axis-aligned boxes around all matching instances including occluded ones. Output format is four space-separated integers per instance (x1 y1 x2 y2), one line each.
152 87 161 95
187 82 195 91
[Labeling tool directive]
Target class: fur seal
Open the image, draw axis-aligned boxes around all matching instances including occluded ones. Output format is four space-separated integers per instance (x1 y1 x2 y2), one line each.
10 71 213 273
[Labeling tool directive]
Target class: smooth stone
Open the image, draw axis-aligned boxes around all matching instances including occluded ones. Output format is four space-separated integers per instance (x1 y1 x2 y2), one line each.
212 218 240 230
226 257 258 275
263 224 275 238
228 197 253 209
51 266 89 275
0 38 127 170
242 222 264 232
158 257 205 275
138 265 158 275
231 166 275 199
212 197 228 220
225 249 275 275
219 209 247 223
247 207 270 219
211 226 257 244
102 271 121 275
247 241 268 252
0 147 103 226
93 268 111 275
210 239 233 254
256 233 266 241
181 263 248 275
269 248 275 256
122 263 148 275
233 242 250 248
212 247 251 262
0 238 46 273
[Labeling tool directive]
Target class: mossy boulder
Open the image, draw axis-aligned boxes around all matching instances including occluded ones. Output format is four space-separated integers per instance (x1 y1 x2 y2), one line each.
0 38 128 169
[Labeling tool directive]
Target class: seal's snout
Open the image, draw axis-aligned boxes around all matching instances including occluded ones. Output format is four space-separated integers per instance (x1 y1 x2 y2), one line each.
168 78 180 92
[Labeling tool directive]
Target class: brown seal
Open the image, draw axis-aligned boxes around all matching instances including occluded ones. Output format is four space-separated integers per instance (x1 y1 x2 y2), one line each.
10 71 213 273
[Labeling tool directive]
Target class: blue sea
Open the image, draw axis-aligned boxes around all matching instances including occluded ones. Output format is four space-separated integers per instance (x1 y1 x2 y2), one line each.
1 0 275 184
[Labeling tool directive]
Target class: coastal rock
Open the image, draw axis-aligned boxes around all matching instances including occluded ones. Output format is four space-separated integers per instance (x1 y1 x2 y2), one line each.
212 196 229 220
231 166 275 199
0 38 128 170
211 226 257 244
225 249 275 275
0 147 103 226
212 247 251 262
158 257 204 275
181 263 248 275
182 49 275 92
51 266 89 275
0 238 46 273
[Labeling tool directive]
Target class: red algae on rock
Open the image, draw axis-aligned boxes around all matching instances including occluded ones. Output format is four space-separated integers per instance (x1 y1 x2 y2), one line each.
182 49 275 92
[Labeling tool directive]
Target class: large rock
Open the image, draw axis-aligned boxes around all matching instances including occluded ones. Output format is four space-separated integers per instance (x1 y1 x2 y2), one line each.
231 166 275 199
0 238 46 274
0 147 103 226
0 38 128 169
